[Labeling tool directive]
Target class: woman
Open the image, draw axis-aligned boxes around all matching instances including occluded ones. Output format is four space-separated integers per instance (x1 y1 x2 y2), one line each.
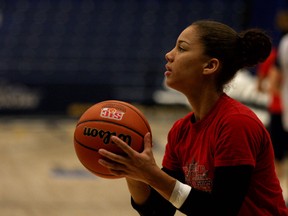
98 20 288 215
257 47 288 179
277 10 288 132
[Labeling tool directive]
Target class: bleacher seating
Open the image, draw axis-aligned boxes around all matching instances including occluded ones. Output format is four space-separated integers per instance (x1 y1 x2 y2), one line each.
0 0 253 112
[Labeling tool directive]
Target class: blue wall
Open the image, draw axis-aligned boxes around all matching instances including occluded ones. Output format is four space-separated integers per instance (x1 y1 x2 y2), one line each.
250 0 288 45
0 0 284 114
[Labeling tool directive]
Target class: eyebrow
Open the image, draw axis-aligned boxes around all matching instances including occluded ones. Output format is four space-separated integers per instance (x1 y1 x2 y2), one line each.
178 40 191 45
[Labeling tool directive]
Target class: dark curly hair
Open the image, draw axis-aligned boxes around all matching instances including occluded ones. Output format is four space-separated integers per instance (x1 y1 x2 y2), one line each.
192 20 272 91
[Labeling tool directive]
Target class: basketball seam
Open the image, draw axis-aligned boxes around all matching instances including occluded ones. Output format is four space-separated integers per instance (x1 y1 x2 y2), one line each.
82 161 117 177
74 137 99 151
120 102 151 133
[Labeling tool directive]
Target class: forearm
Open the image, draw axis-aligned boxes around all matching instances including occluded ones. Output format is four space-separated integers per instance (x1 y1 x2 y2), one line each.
126 168 176 204
126 173 178 216
146 167 177 201
128 174 178 216
128 168 191 216
128 165 252 216
126 178 151 205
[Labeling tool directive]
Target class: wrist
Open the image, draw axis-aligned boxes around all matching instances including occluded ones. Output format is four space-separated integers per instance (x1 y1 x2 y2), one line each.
169 180 191 209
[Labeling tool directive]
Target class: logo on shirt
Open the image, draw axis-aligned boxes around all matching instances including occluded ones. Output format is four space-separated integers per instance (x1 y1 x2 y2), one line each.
183 159 212 192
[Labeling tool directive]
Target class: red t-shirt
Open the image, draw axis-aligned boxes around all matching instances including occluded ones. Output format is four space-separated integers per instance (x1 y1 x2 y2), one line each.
163 93 287 215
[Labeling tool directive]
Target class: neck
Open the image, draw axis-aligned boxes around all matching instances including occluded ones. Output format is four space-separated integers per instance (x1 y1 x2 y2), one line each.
187 91 223 121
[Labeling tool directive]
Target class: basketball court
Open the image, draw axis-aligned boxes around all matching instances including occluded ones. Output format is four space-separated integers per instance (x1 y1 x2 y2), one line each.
1 90 288 216
0 105 190 216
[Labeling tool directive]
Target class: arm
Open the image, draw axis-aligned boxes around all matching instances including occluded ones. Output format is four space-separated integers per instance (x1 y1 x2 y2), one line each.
129 167 185 216
125 178 151 205
268 65 282 95
98 133 177 209
98 134 252 215
129 165 252 216
179 165 253 215
125 170 176 204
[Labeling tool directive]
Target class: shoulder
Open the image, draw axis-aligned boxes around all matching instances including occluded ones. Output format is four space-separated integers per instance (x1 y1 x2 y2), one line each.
169 113 192 132
216 94 266 131
219 94 256 115
167 112 193 141
171 112 193 128
212 97 271 164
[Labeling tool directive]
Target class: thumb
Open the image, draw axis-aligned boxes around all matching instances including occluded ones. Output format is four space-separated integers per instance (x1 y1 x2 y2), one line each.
143 132 153 150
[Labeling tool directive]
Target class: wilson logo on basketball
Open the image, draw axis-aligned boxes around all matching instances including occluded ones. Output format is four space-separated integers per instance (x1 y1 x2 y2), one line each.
100 107 125 120
83 127 132 146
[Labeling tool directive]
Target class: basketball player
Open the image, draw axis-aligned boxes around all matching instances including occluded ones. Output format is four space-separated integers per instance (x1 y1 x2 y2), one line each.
278 20 288 133
98 20 288 215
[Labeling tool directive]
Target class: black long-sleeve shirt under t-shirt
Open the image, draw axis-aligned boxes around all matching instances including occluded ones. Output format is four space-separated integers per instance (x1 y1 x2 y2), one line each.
131 165 253 216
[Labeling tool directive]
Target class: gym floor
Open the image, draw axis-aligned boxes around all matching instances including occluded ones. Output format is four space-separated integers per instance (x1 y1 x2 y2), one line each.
0 105 189 216
1 103 287 216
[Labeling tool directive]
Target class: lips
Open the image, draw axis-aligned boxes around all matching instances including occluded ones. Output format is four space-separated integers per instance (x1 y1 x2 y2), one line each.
165 71 172 76
165 65 172 76
165 64 171 71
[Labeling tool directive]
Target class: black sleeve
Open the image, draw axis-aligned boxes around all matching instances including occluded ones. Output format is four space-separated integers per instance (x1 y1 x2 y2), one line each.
131 186 176 216
179 165 253 216
131 167 184 216
131 165 253 216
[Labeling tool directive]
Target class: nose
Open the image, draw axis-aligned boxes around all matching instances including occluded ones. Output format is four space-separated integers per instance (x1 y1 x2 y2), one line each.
165 49 174 62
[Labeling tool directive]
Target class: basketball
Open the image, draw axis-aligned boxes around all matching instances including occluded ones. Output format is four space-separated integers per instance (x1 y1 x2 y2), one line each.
74 100 151 179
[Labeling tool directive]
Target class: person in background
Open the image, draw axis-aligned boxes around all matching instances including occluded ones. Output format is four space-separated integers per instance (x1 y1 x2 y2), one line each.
256 47 288 178
277 10 288 133
98 20 288 215
257 11 288 204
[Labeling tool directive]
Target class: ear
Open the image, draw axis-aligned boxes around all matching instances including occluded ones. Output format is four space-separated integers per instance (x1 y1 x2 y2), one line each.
203 58 220 75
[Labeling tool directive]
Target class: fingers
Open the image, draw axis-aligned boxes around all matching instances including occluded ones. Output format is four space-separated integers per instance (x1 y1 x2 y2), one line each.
98 155 123 170
98 132 153 167
98 149 127 174
98 132 155 180
98 158 126 177
111 136 138 157
98 148 124 163
97 137 136 167
144 132 152 149
111 132 152 154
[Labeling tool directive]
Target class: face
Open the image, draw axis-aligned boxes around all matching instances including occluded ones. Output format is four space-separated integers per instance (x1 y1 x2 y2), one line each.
165 25 210 95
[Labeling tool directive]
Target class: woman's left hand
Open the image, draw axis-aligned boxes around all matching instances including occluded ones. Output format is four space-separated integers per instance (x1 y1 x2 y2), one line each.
98 132 161 183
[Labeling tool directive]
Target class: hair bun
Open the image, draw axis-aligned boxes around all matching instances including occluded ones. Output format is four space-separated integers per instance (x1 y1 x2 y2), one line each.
238 29 272 67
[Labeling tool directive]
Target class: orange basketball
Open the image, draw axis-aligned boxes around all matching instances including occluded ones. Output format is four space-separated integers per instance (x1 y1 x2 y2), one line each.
74 100 151 179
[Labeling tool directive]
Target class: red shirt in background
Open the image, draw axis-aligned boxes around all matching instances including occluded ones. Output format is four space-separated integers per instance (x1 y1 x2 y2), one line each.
257 47 282 113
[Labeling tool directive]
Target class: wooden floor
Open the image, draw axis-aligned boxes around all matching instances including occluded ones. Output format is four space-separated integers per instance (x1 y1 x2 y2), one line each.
0 105 287 216
0 105 190 216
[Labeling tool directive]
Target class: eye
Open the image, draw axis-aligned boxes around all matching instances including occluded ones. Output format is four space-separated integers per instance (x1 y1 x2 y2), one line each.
178 45 185 52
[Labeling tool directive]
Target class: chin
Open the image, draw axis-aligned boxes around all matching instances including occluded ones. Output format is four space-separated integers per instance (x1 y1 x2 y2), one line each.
165 80 178 91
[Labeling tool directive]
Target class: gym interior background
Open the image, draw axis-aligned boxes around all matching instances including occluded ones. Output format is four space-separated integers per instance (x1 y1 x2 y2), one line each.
0 0 286 115
0 1 288 216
